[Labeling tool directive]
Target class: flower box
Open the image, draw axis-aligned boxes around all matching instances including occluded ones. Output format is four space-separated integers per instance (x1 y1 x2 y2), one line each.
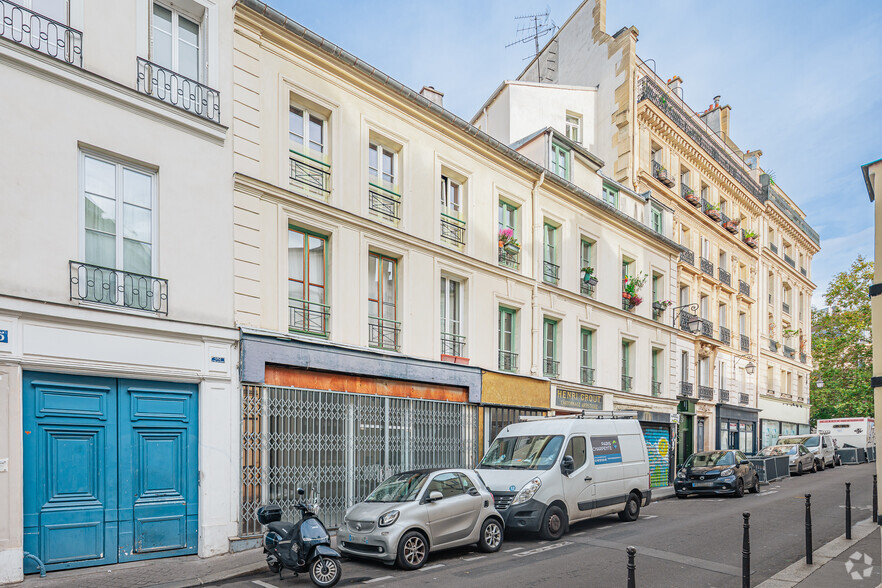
504 243 520 254
723 220 740 233
684 193 700 206
655 168 675 188
743 236 757 248
705 208 722 222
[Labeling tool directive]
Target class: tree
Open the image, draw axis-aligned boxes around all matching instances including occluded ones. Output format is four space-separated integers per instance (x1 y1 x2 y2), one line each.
810 255 873 424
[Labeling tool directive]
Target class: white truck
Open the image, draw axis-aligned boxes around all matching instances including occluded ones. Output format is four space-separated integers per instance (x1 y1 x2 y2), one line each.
817 418 876 450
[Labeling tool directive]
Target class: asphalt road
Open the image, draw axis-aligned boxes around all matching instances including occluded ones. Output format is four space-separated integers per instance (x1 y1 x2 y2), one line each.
218 462 878 588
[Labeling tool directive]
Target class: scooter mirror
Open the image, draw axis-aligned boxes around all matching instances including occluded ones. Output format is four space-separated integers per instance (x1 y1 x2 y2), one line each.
297 487 306 496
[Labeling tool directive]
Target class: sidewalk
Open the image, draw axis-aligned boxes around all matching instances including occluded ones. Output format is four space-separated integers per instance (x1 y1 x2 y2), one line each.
758 518 881 587
12 548 265 588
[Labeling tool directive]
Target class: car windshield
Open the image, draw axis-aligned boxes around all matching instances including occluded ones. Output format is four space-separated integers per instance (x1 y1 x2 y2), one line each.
781 436 819 448
684 451 736 467
478 435 564 470
760 445 797 456
364 472 429 503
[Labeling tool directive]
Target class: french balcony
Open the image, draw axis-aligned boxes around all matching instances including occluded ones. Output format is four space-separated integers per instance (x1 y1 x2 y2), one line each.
722 215 741 234
699 318 714 338
681 183 699 206
720 389 730 403
543 260 560 285
680 381 694 397
498 350 518 372
783 345 796 359
440 214 466 246
742 228 758 249
136 57 220 123
718 267 731 286
652 380 662 397
783 302 791 315
498 246 519 270
621 375 633 393
770 242 779 255
800 352 807 364
440 332 466 359
289 150 330 199
0 0 82 66
784 253 796 268
368 316 401 351
581 366 595 385
740 334 750 352
288 298 330 336
739 393 750 405
719 326 731 346
368 184 401 222
700 256 714 277
769 340 779 352
544 358 560 378
680 311 697 333
698 386 714 401
680 249 695 266
739 280 751 297
580 280 596 297
702 199 722 222
651 160 675 188
69 261 168 314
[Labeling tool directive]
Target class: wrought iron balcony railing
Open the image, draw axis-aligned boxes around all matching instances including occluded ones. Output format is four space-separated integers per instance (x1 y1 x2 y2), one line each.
288 298 330 336
739 392 749 405
499 350 518 372
652 381 662 397
680 311 697 333
718 267 731 286
368 184 401 221
680 249 695 265
681 182 696 201
289 151 330 199
651 160 675 187
698 386 714 400
440 214 466 245
739 280 750 297
441 331 466 357
770 242 779 255
544 358 560 378
543 260 560 284
700 318 714 338
769 339 779 352
0 0 82 66
621 375 633 392
783 302 791 314
740 334 750 352
800 352 807 364
136 57 220 123
720 389 730 403
581 366 595 385
70 260 168 314
784 253 796 268
800 267 807 277
368 316 401 351
783 345 796 358
719 326 731 346
680 381 694 397
700 256 714 277
498 246 519 270
580 280 596 297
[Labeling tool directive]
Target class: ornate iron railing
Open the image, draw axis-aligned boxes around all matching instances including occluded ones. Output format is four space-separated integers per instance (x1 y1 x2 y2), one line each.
441 331 466 357
769 340 779 352
719 211 730 226
637 76 762 199
651 160 674 186
544 358 560 378
700 257 714 277
543 260 560 284
719 267 731 286
368 316 400 351
69 260 168 314
499 350 518 372
800 352 807 364
719 326 731 346
720 389 730 403
652 381 662 397
136 57 220 123
698 386 714 400
440 214 466 246
368 184 401 221
784 253 796 268
700 318 714 338
770 242 779 255
621 375 633 392
680 382 694 397
740 334 750 352
783 345 796 358
498 247 519 270
767 184 820 245
680 249 695 265
739 280 750 297
289 151 330 198
680 311 697 333
739 392 749 405
681 182 695 200
580 280 596 297
581 366 595 385
783 302 791 314
0 0 82 66
288 298 330 336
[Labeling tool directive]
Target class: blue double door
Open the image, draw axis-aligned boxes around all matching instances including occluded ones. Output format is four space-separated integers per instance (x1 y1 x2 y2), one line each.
23 372 198 573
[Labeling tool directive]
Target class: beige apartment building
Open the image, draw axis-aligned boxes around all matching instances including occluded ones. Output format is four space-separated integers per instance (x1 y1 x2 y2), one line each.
232 0 684 536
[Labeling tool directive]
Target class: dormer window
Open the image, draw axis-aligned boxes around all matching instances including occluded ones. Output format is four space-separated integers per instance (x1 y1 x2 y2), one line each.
565 114 582 144
550 142 570 180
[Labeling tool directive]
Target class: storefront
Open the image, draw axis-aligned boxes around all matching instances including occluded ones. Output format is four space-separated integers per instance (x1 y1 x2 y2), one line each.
480 372 550 453
613 397 678 488
716 404 761 454
758 393 811 448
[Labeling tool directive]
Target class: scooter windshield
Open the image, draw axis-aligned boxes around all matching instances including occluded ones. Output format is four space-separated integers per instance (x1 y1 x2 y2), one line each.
300 518 329 542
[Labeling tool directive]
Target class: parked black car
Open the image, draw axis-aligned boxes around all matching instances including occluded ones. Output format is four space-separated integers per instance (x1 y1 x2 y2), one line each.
674 450 760 498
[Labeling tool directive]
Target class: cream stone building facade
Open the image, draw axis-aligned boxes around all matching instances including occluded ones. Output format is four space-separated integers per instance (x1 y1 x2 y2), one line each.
0 0 237 581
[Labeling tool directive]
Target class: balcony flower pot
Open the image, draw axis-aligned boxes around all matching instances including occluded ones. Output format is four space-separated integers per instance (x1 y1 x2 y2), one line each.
743 236 757 248
581 266 597 286
705 208 722 222
723 219 740 233
587 277 598 286
504 243 520 254
684 192 699 206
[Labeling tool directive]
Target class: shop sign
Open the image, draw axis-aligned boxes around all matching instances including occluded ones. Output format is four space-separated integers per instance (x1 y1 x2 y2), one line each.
591 435 623 464
556 388 603 410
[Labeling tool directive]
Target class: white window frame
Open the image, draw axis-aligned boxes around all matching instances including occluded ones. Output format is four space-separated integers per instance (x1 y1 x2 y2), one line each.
440 276 463 338
651 204 663 233
369 142 398 190
289 105 327 159
440 175 462 217
150 1 204 81
565 113 582 144
550 142 570 180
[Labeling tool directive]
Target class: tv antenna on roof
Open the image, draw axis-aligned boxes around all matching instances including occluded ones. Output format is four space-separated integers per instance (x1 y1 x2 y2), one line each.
506 8 556 82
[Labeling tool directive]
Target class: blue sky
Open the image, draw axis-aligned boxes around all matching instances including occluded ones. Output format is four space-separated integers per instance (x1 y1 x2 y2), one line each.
264 0 882 305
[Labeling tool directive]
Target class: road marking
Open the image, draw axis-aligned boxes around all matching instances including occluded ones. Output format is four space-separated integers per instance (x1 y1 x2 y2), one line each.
419 563 445 571
642 515 658 519
513 541 573 557
597 525 613 530
504 546 524 552
571 531 585 536
363 576 394 584
462 555 486 561
252 581 278 588
759 490 779 496
581 538 740 576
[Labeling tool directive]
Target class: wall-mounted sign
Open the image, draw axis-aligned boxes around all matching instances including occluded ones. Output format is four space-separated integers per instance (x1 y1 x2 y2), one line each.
210 356 225 364
0 330 7 344
555 389 603 411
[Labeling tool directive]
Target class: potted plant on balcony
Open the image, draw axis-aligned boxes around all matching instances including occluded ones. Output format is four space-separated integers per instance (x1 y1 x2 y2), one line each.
704 202 722 222
652 299 673 319
498 228 519 252
682 187 699 206
654 165 674 187
723 217 741 233
742 230 758 248
582 266 598 286
622 272 648 311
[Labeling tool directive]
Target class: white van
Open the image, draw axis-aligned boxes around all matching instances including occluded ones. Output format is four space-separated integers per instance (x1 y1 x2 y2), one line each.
476 412 650 540
817 418 876 450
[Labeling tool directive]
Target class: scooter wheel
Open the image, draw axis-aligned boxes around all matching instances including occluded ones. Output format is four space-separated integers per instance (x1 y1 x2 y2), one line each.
309 556 341 587
266 558 281 574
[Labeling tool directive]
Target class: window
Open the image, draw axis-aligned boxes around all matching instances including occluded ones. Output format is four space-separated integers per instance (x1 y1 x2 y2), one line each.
440 276 464 358
17 0 67 22
719 361 726 390
498 200 519 269
621 340 632 391
368 141 401 221
699 356 710 386
440 175 462 217
498 307 517 372
580 329 594 384
369 142 397 188
651 204 663 234
543 319 558 377
679 285 689 307
700 184 709 202
719 303 727 328
651 349 662 396
564 436 587 470
152 3 201 81
288 105 330 197
680 168 689 190
681 351 689 382
580 239 595 296
652 273 661 303
368 253 399 350
565 114 582 144
700 295 709 320
739 312 747 336
543 224 558 284
288 226 328 336
602 184 619 207
426 472 464 499
651 144 662 163
701 237 710 260
551 142 570 180
719 250 727 271
289 106 326 157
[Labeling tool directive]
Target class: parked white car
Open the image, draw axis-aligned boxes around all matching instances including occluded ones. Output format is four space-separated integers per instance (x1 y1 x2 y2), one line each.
758 444 816 475
777 434 836 469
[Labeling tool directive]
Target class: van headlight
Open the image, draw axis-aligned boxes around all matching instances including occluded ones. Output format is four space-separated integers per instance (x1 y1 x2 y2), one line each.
378 510 399 527
513 477 542 505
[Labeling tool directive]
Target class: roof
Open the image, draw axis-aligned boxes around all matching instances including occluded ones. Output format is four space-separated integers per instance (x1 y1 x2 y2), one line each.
510 126 606 171
862 157 882 202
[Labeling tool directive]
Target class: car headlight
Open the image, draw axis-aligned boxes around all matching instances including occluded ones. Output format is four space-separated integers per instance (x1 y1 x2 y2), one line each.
720 468 734 477
677 470 686 479
378 510 399 527
512 477 542 505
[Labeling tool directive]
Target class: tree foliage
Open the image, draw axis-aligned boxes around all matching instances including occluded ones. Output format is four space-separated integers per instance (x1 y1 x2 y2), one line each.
810 256 873 424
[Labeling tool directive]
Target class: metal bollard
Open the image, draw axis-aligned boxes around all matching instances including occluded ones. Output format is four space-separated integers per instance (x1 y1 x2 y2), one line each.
742 512 751 588
873 474 878 525
846 482 852 539
627 545 637 588
805 493 813 565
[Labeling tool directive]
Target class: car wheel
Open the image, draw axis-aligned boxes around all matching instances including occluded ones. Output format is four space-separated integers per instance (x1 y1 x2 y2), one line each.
733 478 744 498
829 457 836 469
749 476 760 494
539 505 567 541
309 556 342 587
618 492 641 521
477 518 503 553
811 460 818 473
796 462 803 476
818 458 826 471
397 531 429 571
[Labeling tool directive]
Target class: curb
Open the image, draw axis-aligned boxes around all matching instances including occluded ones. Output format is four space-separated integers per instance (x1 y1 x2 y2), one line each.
155 561 267 588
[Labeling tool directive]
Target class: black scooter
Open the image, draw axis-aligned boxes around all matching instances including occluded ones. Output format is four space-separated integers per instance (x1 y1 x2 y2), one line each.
258 489 342 587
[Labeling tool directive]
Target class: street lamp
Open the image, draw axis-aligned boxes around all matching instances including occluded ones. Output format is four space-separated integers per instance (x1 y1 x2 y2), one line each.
735 354 755 375
817 379 824 389
672 303 701 334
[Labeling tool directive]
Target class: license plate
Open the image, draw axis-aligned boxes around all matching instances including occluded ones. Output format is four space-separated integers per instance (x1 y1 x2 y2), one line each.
693 481 714 487
348 534 353 542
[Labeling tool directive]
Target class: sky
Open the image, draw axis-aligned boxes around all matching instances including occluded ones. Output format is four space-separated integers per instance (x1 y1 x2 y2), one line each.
264 0 882 306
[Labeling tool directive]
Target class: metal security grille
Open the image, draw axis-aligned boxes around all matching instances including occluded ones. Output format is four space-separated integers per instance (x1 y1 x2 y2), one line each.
642 425 672 488
240 385 478 536
485 406 547 451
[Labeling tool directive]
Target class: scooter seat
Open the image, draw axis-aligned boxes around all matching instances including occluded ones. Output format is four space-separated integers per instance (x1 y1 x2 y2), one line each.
267 521 297 539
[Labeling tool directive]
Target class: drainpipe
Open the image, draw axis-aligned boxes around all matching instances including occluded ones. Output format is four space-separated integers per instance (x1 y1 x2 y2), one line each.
24 552 46 577
531 170 546 377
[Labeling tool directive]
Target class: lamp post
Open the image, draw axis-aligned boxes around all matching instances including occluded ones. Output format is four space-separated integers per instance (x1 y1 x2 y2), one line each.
732 354 756 405
672 303 701 334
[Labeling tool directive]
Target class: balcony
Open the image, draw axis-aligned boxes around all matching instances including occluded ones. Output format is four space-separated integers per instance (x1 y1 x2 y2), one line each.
368 316 401 351
543 260 560 285
740 334 750 352
136 57 220 123
70 261 168 314
498 350 518 372
681 182 699 206
580 280 596 297
621 375 633 392
368 184 401 221
288 298 330 336
699 318 714 338
718 267 731 286
742 228 758 249
544 358 560 378
769 340 779 352
770 242 779 255
680 249 695 266
698 386 714 401
800 267 807 277
783 345 796 359
581 366 595 385
784 253 796 268
720 389 730 403
722 215 741 234
651 160 675 188
800 352 807 364
652 301 666 321
498 246 519 270
289 151 330 199
701 199 722 222
440 214 466 246
440 332 466 358
700 257 714 277
680 382 694 397
739 280 750 297
719 326 731 346
652 380 661 397
740 393 749 405
680 311 697 333
0 0 82 66
783 302 791 314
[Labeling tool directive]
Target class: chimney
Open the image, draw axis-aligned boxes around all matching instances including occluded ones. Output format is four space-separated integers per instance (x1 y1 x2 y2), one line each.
420 86 444 108
713 95 721 108
666 75 683 99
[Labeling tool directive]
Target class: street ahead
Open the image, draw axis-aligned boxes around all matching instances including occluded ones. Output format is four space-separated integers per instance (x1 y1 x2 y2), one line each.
219 463 877 588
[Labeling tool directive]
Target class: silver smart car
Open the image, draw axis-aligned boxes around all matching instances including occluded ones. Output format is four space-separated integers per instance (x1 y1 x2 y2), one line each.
338 468 503 570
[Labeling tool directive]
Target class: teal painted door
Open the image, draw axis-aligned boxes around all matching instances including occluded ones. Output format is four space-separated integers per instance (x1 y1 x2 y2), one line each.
23 372 198 573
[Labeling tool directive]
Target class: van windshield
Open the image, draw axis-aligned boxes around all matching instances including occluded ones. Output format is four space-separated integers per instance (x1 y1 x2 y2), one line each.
781 435 819 448
478 435 564 470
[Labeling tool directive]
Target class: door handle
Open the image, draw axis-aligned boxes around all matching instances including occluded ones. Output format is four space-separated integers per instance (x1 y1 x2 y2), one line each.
584 475 592 481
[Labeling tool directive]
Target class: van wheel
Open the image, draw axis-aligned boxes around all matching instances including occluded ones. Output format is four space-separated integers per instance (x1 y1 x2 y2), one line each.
538 505 566 540
618 492 641 521
477 518 503 552
817 458 826 471
796 463 803 476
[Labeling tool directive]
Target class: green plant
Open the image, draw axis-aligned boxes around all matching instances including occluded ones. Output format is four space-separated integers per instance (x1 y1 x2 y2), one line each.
743 230 758 239
581 267 596 282
783 328 800 338
706 203 721 211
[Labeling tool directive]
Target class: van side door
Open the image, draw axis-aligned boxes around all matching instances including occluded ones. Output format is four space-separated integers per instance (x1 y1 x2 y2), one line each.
560 435 594 520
